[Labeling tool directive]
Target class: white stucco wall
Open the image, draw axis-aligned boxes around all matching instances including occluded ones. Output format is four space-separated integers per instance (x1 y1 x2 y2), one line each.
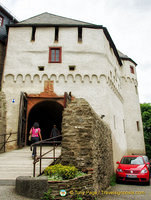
2 26 145 168
121 60 145 154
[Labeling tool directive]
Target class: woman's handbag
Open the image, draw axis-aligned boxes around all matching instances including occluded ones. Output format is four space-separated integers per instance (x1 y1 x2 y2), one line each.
28 134 31 141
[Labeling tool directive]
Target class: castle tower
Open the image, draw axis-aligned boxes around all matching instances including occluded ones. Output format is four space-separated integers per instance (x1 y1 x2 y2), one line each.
1 13 145 167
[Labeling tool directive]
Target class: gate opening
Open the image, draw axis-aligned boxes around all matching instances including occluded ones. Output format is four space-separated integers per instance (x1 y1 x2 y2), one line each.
27 100 63 144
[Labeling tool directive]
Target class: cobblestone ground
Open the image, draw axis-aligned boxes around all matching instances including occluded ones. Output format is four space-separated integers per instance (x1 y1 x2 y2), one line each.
99 182 151 200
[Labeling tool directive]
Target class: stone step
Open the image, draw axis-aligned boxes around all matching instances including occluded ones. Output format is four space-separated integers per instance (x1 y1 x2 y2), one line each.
0 146 61 185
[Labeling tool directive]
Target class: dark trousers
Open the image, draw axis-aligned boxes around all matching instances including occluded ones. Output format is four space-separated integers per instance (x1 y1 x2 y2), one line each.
31 137 39 156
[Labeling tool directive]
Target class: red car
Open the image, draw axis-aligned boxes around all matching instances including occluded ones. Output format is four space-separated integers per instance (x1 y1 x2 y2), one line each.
116 155 150 185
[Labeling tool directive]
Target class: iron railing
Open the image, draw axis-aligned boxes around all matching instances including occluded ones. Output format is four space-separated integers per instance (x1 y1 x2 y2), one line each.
31 135 62 177
0 133 17 152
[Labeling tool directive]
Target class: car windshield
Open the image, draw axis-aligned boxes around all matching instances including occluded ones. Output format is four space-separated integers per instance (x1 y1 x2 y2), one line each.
143 156 148 163
120 157 144 165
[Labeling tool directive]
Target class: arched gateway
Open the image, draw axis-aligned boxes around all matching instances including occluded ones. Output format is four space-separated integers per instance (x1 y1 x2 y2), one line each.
27 100 63 142
17 81 66 147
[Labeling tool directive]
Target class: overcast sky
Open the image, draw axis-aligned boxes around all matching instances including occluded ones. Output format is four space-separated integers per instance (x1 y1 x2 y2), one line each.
1 0 151 103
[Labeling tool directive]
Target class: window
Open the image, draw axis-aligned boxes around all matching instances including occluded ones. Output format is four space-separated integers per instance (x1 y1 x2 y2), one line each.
136 121 140 131
130 66 134 74
54 27 59 42
0 16 4 26
31 26 36 41
49 47 62 63
135 85 138 94
38 66 45 71
69 65 76 71
78 27 82 42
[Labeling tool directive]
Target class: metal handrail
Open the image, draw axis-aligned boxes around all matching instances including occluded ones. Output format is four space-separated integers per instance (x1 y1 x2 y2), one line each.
31 135 62 177
0 133 17 152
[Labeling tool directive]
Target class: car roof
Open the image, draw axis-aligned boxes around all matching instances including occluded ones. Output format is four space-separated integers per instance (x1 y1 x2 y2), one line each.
122 155 143 158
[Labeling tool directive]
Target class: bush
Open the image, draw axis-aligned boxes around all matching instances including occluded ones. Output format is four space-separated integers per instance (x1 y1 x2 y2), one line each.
41 188 55 200
44 164 78 180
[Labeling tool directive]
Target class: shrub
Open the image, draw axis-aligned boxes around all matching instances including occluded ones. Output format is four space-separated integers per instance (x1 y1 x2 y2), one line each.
41 188 55 200
44 164 78 180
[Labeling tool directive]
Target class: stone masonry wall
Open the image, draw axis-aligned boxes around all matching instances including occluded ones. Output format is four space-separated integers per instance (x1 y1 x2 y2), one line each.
0 91 6 152
48 174 94 200
61 98 114 191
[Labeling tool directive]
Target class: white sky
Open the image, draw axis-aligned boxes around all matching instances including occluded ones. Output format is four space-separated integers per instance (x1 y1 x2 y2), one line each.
1 0 151 103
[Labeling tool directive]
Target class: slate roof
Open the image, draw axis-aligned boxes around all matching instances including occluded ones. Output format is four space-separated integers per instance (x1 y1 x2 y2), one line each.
118 50 129 59
18 12 95 26
118 50 137 66
0 4 18 22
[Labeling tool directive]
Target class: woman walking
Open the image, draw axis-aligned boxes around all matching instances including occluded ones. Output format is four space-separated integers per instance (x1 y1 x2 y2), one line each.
29 122 42 158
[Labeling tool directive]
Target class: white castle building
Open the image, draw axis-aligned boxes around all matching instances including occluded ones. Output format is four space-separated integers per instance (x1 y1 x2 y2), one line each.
1 13 145 166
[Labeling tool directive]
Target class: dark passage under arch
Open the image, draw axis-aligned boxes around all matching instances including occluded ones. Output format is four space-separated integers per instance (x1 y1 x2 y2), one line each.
27 100 63 144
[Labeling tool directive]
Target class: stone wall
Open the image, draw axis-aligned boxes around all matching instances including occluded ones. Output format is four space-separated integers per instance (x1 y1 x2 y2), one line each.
48 174 94 200
0 91 6 152
61 98 114 191
16 175 94 200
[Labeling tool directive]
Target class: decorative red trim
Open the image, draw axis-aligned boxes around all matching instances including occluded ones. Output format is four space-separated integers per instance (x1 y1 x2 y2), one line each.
48 47 62 63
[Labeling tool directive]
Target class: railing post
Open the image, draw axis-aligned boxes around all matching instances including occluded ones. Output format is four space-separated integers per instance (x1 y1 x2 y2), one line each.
53 142 55 162
33 158 36 177
33 145 37 177
31 135 61 177
39 144 42 175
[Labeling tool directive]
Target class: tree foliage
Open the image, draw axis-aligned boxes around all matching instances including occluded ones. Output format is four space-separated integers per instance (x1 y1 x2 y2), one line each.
140 103 151 159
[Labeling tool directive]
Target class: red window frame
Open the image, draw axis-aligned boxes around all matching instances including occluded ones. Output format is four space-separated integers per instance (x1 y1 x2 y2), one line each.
48 47 62 63
130 66 134 74
0 15 4 26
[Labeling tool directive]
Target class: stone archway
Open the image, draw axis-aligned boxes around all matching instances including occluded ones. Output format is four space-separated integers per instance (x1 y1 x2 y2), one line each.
25 80 65 144
27 100 63 144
